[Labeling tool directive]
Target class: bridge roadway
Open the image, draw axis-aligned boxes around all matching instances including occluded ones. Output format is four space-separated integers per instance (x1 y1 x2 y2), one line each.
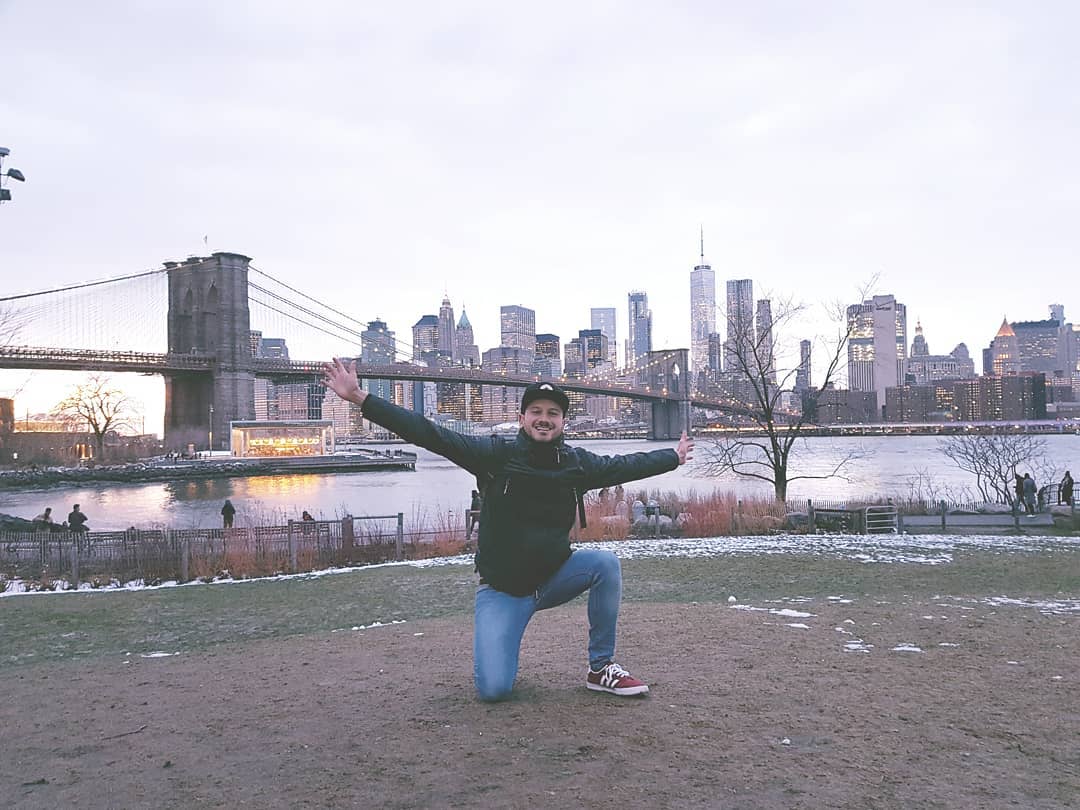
0 345 742 412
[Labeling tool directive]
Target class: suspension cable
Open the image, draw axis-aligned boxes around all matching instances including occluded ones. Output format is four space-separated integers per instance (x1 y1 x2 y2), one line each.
249 265 366 329
249 282 366 341
248 295 364 349
0 268 167 303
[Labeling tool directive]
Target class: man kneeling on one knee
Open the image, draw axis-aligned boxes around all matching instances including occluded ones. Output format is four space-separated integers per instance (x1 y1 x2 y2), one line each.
324 359 693 701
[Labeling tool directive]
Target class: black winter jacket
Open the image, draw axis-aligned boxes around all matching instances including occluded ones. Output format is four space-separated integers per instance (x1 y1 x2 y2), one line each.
360 395 680 595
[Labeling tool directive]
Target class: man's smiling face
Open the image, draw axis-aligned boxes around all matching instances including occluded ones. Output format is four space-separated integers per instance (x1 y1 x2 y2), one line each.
519 399 566 443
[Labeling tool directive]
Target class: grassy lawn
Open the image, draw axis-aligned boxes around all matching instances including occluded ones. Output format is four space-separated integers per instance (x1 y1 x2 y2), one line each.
2 549 1078 671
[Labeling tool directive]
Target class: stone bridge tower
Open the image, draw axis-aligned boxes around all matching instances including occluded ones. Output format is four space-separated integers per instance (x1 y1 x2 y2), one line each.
645 348 691 440
164 253 255 451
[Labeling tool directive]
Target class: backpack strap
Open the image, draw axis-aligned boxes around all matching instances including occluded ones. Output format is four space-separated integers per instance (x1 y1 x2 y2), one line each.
476 435 512 497
574 488 587 529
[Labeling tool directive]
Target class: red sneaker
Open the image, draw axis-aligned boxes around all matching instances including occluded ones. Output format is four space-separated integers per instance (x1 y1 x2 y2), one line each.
586 662 649 696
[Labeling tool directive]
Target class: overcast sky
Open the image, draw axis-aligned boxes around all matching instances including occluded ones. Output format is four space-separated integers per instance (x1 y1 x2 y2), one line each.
2 1 1078 429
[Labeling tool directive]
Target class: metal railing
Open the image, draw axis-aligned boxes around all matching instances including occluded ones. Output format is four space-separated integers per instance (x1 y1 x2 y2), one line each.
0 513 450 587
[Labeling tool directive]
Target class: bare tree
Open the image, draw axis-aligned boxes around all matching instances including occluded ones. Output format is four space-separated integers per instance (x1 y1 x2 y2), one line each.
51 374 136 460
938 433 1058 505
698 295 861 501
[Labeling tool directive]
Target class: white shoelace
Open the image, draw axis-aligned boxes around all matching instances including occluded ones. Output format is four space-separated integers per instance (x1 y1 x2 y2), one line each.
603 662 629 678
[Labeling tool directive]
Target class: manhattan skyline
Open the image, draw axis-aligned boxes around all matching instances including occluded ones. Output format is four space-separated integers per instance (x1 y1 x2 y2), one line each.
3 2 1079 424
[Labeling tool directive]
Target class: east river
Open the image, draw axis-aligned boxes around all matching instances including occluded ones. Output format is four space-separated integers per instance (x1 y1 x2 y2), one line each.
1 436 1077 531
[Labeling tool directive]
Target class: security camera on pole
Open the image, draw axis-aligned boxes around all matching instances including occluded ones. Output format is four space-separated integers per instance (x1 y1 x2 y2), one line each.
0 146 27 205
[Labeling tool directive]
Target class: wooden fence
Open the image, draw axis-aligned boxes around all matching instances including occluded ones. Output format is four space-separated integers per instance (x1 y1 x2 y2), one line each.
0 514 459 587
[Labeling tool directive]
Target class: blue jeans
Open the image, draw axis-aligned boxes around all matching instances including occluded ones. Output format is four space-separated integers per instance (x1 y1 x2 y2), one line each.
473 549 622 702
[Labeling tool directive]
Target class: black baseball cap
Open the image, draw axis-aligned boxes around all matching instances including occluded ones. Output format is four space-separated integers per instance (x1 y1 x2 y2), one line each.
520 382 570 415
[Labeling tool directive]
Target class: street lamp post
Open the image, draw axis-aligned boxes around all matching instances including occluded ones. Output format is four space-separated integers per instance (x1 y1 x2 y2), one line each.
0 147 26 205
209 404 214 453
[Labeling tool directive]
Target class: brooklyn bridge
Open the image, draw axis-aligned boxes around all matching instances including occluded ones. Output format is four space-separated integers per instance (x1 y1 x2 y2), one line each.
0 252 745 447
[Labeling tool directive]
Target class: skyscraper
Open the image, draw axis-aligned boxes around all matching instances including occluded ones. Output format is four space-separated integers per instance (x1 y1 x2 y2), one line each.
534 333 561 378
795 339 812 392
990 318 1020 376
627 291 652 378
437 296 456 362
455 308 480 367
362 318 396 402
275 383 323 420
690 233 716 374
724 279 754 372
412 314 438 362
755 299 775 384
846 294 908 417
500 305 536 354
480 347 532 422
910 321 929 357
1012 316 1066 375
578 328 608 372
564 338 585 378
590 308 617 367
260 338 289 359
707 332 723 378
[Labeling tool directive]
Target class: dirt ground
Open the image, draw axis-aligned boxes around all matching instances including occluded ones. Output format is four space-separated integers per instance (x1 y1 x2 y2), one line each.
3 597 1078 810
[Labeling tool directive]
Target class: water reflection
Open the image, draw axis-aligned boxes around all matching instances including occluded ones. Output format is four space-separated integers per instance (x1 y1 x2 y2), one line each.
239 473 328 499
165 478 235 503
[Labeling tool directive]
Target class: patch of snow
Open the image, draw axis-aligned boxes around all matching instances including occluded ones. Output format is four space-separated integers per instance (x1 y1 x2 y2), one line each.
844 640 873 653
731 605 815 619
938 643 960 647
3 532 1079 599
944 595 1080 616
786 623 810 629
331 620 407 633
139 651 180 658
892 644 923 653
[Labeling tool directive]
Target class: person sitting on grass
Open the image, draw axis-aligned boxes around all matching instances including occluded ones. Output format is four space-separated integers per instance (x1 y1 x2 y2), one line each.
323 358 693 702
32 507 54 528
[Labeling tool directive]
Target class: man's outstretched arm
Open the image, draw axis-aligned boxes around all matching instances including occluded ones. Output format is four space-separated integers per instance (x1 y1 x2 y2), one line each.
322 358 494 473
578 431 695 489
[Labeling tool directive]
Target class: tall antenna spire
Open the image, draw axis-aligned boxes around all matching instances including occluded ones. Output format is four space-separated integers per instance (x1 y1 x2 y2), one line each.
700 224 705 262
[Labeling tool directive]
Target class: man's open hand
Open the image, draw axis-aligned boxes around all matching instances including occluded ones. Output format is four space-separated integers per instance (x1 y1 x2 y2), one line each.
676 430 694 465
322 358 367 406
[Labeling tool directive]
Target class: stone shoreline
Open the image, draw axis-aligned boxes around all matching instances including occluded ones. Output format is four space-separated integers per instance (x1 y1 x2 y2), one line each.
0 454 417 491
